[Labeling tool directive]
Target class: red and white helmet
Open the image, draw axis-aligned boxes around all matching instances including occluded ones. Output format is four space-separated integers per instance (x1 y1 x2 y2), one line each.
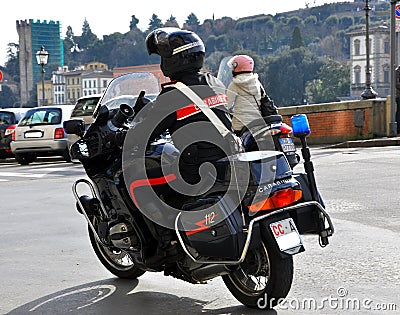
229 55 254 73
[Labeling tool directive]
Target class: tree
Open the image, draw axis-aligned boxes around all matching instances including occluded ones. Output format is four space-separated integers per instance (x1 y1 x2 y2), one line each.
64 26 75 53
339 16 354 29
290 26 305 49
288 16 302 27
148 14 163 31
305 59 349 103
266 47 323 106
165 15 179 28
78 18 99 49
0 85 18 108
4 43 19 83
130 15 139 30
184 13 200 30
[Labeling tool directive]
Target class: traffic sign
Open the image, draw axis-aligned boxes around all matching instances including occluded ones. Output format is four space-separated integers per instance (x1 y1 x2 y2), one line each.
0 70 3 82
396 4 400 32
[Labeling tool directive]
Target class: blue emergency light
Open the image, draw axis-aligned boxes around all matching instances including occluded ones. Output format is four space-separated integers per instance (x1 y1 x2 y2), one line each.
291 114 311 137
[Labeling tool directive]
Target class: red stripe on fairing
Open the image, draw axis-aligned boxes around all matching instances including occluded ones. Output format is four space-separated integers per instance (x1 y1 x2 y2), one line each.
176 94 228 120
129 174 177 208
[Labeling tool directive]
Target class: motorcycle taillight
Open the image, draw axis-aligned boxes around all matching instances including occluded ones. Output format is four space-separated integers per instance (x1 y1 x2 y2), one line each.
279 123 292 134
248 188 302 212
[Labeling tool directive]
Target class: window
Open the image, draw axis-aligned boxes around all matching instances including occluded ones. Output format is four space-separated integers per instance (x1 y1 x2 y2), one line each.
19 108 61 126
383 65 389 83
103 80 107 88
354 39 360 55
354 66 361 84
0 112 13 125
384 41 390 54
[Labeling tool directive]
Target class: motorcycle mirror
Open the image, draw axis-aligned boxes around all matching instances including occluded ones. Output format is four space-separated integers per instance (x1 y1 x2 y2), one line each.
111 103 134 128
64 119 85 137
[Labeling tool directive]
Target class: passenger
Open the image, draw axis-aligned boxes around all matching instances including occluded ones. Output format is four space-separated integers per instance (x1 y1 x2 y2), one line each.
226 54 276 135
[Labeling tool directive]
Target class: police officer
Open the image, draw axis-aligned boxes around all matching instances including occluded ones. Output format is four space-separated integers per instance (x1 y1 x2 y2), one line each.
130 27 233 211
134 27 234 201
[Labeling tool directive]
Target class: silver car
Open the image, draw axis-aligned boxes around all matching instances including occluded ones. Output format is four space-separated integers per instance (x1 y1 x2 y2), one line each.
11 105 74 165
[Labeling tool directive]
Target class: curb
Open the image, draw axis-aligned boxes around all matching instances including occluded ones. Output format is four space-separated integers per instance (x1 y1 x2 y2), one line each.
324 137 400 149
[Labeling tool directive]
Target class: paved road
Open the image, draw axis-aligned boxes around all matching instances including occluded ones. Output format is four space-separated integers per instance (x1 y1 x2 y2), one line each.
0 148 399 315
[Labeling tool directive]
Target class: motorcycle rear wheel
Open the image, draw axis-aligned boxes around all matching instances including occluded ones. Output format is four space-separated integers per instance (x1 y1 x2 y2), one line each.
222 241 293 309
88 223 145 279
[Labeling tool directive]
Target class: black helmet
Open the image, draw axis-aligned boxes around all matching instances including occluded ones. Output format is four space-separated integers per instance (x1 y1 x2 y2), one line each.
145 27 205 78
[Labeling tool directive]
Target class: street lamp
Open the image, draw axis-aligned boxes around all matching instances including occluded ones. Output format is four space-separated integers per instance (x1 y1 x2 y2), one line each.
35 45 49 106
361 0 378 100
389 0 398 136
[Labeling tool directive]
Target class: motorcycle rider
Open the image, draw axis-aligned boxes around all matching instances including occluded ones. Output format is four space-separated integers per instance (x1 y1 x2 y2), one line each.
226 54 277 135
131 27 234 206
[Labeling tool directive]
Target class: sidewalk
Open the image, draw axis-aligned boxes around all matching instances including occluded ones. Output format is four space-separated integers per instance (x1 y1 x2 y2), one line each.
325 136 400 149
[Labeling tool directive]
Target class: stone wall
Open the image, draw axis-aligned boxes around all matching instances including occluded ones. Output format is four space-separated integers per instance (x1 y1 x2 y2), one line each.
277 98 389 144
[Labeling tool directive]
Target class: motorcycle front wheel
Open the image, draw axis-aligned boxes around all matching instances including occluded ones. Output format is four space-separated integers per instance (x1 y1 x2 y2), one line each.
222 240 293 309
88 222 145 279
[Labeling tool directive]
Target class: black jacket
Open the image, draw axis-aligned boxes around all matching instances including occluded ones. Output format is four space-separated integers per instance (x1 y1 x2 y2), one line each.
139 71 233 165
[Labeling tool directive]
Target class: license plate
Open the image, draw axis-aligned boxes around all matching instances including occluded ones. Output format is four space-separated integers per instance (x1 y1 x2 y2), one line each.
279 137 295 153
24 131 43 138
270 218 302 252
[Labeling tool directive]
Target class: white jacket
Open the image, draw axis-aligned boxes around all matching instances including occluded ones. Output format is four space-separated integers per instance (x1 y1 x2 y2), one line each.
226 73 262 131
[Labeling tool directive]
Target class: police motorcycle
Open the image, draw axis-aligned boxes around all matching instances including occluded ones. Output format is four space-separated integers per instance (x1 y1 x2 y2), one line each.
64 71 334 310
217 56 299 169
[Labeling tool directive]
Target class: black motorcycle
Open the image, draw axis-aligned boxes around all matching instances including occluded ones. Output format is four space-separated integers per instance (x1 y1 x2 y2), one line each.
64 72 333 310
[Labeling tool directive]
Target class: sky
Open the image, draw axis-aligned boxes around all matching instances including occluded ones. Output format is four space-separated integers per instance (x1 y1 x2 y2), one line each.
0 0 348 67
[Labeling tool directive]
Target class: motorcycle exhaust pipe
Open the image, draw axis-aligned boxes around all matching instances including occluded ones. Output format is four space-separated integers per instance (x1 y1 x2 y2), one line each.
192 264 231 282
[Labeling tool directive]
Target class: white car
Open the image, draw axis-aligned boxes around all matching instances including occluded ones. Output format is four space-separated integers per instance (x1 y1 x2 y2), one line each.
11 105 74 165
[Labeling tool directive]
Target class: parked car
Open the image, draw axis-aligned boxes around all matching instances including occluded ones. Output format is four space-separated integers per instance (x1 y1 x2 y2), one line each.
11 105 74 165
67 94 102 159
0 107 31 159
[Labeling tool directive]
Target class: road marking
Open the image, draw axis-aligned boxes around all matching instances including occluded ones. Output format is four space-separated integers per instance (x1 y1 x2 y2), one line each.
0 164 83 181
0 171 48 178
29 285 116 312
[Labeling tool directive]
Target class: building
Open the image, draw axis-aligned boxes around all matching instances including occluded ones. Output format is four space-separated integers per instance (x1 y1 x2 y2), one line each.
61 62 113 104
16 19 64 106
36 80 53 106
348 25 399 99
52 66 69 105
81 62 113 96
64 69 84 105
82 69 113 97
